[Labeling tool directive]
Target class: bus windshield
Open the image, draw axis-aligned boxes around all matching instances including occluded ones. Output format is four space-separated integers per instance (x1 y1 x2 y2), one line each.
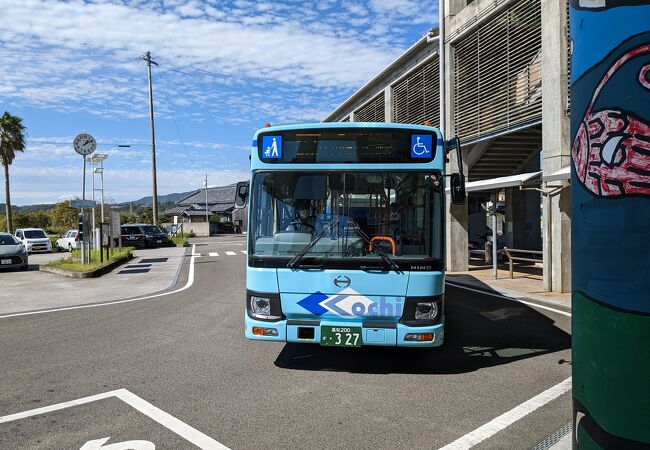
249 171 443 267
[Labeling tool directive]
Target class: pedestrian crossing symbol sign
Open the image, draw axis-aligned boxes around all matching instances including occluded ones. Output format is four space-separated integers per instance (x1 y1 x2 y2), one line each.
411 134 432 159
262 135 282 159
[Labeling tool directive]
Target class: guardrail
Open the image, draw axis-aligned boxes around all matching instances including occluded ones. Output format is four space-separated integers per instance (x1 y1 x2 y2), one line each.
503 247 543 278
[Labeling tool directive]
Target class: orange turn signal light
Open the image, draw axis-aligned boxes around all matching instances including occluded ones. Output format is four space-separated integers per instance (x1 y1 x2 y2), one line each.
252 327 279 337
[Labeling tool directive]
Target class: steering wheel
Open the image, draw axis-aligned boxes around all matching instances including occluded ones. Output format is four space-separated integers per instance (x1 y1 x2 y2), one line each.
288 220 315 231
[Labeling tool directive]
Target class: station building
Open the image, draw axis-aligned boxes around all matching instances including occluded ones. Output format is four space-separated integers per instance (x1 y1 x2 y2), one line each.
324 0 571 292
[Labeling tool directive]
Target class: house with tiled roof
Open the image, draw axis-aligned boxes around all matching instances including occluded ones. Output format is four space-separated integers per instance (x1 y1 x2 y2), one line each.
164 183 247 234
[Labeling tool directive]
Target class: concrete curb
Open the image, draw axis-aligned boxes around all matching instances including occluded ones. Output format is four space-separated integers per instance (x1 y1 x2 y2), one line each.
445 278 572 313
39 254 134 278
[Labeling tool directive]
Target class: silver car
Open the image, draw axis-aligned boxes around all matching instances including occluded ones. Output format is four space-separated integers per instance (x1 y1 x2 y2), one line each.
0 233 28 270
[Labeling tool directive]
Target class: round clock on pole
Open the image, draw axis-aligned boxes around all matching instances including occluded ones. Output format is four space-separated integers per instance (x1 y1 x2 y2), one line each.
73 133 97 156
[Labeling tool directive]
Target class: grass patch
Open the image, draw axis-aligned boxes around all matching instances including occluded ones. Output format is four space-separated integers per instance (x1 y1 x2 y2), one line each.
169 231 194 246
169 235 188 246
47 247 134 272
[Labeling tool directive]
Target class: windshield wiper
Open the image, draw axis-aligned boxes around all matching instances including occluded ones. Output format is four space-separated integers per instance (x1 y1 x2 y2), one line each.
287 219 340 269
346 221 400 271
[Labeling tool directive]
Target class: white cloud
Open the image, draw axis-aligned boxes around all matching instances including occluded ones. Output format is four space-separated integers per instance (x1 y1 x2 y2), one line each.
0 0 436 122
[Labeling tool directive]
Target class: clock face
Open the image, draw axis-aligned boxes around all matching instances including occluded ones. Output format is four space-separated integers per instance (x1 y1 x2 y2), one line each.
73 133 97 156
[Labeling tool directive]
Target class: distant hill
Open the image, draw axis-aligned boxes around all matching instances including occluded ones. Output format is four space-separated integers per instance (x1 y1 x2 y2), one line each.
122 190 196 206
0 203 54 213
2 189 205 213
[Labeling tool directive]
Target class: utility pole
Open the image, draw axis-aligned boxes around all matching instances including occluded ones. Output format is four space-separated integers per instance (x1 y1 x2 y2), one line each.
139 51 159 225
204 174 209 229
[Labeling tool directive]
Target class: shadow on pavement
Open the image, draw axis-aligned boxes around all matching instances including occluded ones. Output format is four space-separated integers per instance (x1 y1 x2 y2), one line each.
274 285 570 374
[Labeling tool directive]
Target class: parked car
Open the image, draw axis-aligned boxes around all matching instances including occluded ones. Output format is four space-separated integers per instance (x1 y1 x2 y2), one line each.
14 228 52 253
0 232 28 270
55 229 82 252
120 224 168 248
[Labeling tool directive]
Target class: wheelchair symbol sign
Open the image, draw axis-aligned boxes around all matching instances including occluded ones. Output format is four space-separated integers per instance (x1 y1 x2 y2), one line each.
411 134 433 158
262 135 282 159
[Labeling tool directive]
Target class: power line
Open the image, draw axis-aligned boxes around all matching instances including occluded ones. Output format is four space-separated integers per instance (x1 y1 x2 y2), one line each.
155 66 195 165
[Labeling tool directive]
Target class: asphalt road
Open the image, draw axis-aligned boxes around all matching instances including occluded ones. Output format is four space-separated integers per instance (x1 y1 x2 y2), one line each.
0 236 572 449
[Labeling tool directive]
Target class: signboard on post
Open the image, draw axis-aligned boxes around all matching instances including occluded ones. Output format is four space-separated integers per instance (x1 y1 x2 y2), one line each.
71 199 97 209
111 211 121 248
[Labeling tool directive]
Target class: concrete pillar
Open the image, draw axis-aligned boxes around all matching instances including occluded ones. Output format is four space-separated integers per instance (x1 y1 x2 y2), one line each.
541 0 571 292
444 0 467 17
349 111 355 122
504 188 515 249
384 86 393 123
443 0 469 272
446 146 469 272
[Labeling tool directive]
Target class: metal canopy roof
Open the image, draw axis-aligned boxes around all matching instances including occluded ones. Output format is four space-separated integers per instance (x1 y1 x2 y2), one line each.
463 171 542 193
542 166 570 183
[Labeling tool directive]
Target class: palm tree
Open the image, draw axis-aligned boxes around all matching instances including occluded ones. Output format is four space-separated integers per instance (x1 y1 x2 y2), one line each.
0 112 26 234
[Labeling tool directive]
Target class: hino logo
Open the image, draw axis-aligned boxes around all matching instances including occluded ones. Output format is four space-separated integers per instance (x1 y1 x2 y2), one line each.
411 265 432 271
333 276 351 288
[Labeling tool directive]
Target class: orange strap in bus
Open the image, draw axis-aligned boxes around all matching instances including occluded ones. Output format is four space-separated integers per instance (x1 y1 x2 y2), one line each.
369 236 396 256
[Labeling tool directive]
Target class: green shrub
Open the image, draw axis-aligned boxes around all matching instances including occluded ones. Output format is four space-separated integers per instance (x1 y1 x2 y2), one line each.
47 247 133 272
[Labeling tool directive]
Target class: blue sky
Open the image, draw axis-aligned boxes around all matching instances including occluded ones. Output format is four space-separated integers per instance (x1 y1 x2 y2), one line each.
0 0 438 205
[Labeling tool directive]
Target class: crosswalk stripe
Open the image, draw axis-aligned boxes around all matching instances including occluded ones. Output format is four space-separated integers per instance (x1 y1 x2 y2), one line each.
225 251 236 256
241 250 247 255
209 252 219 257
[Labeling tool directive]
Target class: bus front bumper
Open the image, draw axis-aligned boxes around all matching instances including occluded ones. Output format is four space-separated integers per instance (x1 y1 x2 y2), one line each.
245 315 444 347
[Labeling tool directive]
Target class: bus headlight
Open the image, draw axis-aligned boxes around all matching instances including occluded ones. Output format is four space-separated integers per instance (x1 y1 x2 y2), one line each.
415 302 437 321
246 290 284 322
400 294 443 326
251 296 271 316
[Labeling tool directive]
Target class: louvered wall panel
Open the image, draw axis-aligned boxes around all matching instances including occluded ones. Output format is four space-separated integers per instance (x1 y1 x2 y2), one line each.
392 55 440 126
454 0 542 142
353 93 385 122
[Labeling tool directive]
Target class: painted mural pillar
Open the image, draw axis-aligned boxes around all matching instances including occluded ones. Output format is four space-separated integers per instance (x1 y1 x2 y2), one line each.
570 1 650 448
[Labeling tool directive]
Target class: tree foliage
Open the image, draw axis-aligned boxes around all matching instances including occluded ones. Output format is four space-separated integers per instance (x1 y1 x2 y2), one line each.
50 201 79 234
120 212 139 225
0 111 26 233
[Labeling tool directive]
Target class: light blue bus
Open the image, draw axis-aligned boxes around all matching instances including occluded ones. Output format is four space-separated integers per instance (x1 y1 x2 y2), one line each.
235 122 465 348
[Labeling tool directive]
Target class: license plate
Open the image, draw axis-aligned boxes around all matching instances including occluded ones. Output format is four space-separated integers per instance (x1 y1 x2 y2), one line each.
321 326 362 347
156 240 162 243
1 259 11 265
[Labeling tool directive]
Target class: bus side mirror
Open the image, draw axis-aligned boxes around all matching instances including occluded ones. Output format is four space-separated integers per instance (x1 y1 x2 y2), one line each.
235 181 249 208
450 173 466 204
446 136 466 205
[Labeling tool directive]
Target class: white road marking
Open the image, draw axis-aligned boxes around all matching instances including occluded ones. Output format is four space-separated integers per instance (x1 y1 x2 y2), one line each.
0 388 228 449
208 252 219 257
80 436 154 449
225 251 236 256
240 250 247 255
445 281 572 317
0 245 198 320
438 377 572 450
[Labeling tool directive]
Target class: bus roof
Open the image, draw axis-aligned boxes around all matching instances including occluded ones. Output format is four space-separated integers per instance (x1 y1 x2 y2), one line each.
252 122 441 140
